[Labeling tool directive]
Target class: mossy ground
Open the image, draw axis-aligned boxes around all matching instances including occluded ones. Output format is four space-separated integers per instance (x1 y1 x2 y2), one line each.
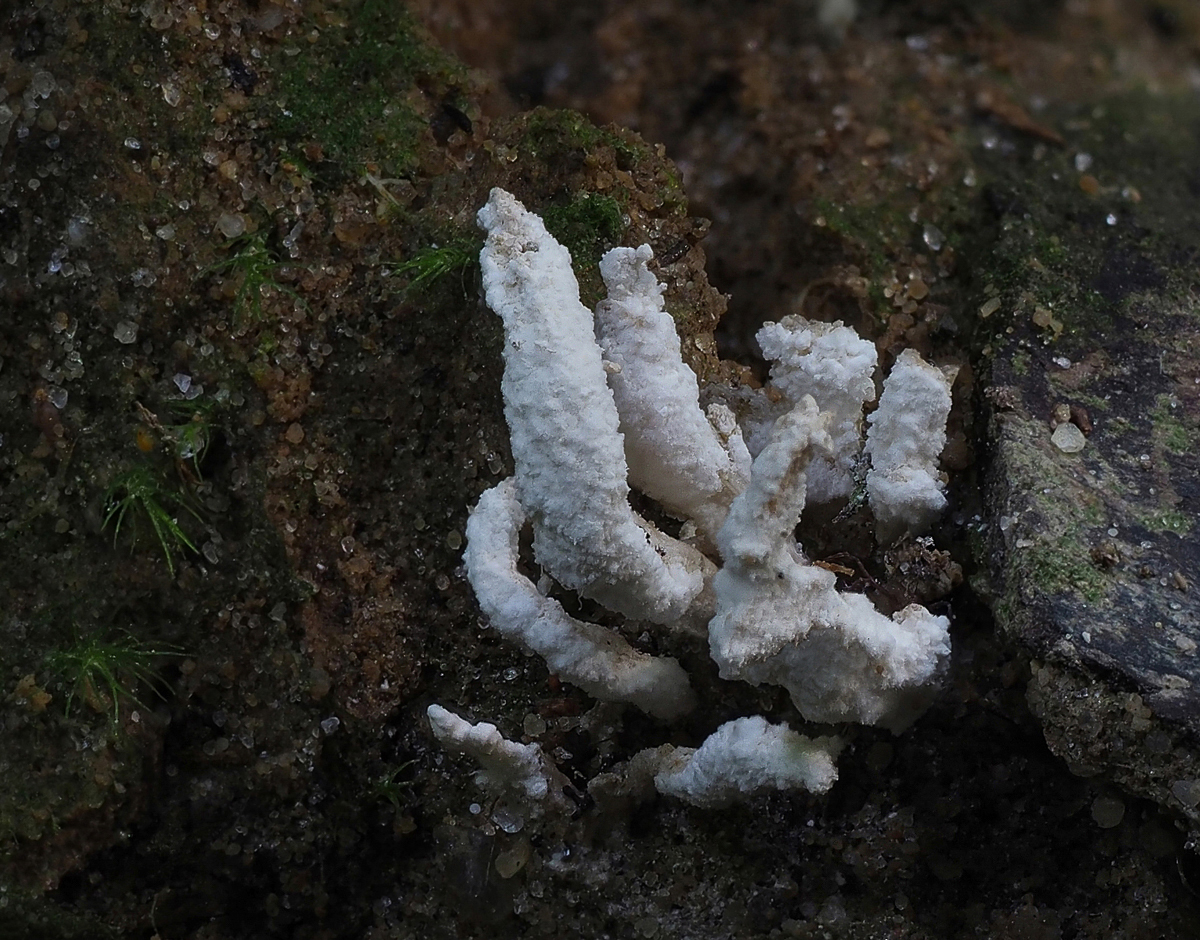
0 1 727 935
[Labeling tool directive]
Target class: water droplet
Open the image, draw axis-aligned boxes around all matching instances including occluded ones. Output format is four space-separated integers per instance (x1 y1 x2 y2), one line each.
1074 152 1093 172
320 716 340 735
921 223 944 251
124 137 142 150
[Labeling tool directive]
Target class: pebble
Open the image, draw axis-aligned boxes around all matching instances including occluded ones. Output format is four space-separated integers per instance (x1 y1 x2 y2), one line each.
1051 423 1086 453
217 212 246 239
494 840 531 878
1171 779 1200 808
1091 795 1125 828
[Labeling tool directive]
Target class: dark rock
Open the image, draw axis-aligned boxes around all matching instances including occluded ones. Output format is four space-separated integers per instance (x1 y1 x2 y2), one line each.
977 89 1200 835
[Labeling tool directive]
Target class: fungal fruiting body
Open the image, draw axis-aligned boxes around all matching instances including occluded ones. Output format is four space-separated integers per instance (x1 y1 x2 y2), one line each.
430 188 955 809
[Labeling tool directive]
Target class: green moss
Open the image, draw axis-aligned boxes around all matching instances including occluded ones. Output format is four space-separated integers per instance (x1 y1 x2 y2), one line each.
1064 391 1114 415
165 398 222 479
0 608 166 855
82 5 184 96
201 231 310 327
1151 394 1193 455
45 628 179 728
254 331 279 359
103 466 201 578
543 192 625 307
969 218 1114 347
1022 541 1108 604
520 109 642 167
813 198 910 311
989 417 1115 606
388 237 479 300
511 108 689 218
543 192 624 267
1140 508 1194 535
1103 416 1132 435
1011 349 1031 377
1080 498 1107 527
273 0 467 177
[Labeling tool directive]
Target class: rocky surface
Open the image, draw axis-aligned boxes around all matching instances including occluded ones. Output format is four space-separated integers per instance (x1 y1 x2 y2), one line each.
974 86 1200 835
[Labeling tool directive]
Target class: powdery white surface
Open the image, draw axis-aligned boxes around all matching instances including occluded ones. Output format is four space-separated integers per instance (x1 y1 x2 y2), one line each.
715 397 831 572
594 245 749 541
477 188 706 624
464 479 696 721
865 348 958 542
756 315 877 503
427 704 570 812
710 397 951 731
433 193 959 812
652 717 841 808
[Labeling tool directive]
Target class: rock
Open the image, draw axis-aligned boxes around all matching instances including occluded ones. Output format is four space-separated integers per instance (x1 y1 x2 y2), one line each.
977 90 1200 835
